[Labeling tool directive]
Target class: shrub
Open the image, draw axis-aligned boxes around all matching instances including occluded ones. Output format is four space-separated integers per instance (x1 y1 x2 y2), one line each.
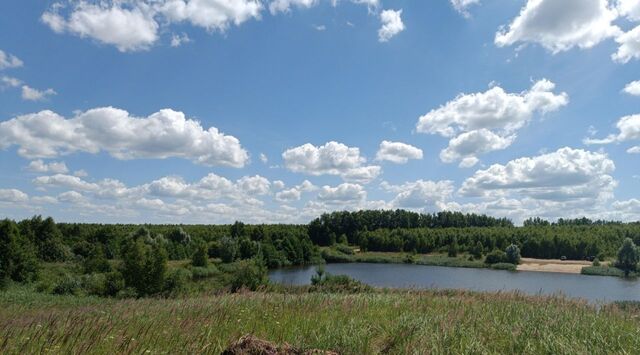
52 274 82 295
229 258 268 292
191 242 209 267
190 265 219 280
321 249 354 263
335 244 354 255
592 258 601 267
163 268 192 296
505 244 521 265
448 237 458 257
82 246 112 274
310 271 372 293
0 219 39 286
490 263 517 271
485 250 507 265
120 238 168 296
219 236 239 263
470 241 484 260
616 238 639 276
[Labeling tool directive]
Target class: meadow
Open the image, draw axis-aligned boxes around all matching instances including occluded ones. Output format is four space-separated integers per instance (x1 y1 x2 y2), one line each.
1 285 640 354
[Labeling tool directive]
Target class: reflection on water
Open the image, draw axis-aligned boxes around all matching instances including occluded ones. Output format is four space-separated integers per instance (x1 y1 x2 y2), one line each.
269 263 640 303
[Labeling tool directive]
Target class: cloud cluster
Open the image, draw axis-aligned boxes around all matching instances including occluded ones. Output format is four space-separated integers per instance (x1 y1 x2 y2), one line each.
0 107 249 167
459 147 617 203
378 9 404 42
623 80 640 96
0 49 57 101
0 50 23 69
375 141 423 164
282 141 381 183
275 180 316 202
382 179 454 211
21 86 56 101
416 80 568 166
26 160 69 174
450 0 480 18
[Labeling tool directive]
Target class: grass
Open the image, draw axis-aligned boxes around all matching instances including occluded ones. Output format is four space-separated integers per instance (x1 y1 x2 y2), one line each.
1 286 639 354
324 249 488 269
581 266 639 278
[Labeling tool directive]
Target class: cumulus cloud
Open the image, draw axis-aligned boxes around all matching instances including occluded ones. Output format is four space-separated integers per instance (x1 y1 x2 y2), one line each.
21 85 57 101
613 25 640 63
269 0 318 14
170 33 191 47
416 79 568 166
26 160 69 174
618 0 640 21
156 0 263 32
623 80 640 96
1 76 22 88
628 146 640 154
378 9 404 42
275 180 316 202
317 183 366 204
0 188 28 203
42 2 159 52
382 180 455 211
0 50 23 70
459 147 617 203
375 141 423 164
282 141 381 183
495 0 620 53
0 107 249 167
584 114 640 147
450 0 480 18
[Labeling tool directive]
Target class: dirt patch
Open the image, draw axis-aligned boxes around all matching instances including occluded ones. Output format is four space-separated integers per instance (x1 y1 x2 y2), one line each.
222 335 338 355
517 258 597 274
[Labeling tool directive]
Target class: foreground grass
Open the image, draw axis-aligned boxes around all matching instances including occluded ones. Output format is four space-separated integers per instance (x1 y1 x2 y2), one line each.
1 287 640 354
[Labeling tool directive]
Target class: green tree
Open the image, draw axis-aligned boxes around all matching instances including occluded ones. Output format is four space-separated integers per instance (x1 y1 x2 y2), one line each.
616 238 639 276
505 244 521 264
0 219 38 287
191 242 209 267
448 237 458 257
230 258 268 292
470 241 484 260
82 245 112 274
219 236 238 263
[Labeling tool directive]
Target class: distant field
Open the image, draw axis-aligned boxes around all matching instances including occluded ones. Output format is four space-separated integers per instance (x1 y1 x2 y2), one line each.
1 287 639 354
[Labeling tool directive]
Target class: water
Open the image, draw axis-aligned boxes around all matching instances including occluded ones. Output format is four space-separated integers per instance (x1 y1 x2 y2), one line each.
269 263 640 303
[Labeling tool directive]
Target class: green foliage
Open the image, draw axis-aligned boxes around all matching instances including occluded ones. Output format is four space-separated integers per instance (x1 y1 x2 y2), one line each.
447 237 458 257
229 258 268 292
82 245 112 274
490 263 517 271
616 238 639 276
120 238 168 296
321 248 354 263
335 244 354 255
505 244 521 264
190 265 219 280
470 241 484 260
218 236 238 263
485 250 507 265
163 268 192 296
191 242 209 267
0 219 38 286
592 258 601 266
309 270 372 293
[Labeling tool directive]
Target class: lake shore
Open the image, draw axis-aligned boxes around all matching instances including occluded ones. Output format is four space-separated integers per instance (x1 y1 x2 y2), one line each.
517 257 593 274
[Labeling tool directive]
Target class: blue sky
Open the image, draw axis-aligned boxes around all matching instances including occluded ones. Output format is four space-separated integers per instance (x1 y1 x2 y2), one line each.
0 0 639 224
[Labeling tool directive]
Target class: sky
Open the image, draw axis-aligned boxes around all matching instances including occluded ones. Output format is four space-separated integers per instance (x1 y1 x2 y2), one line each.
0 0 639 225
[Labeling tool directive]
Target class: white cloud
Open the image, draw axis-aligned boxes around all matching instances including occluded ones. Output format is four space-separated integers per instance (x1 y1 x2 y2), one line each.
58 190 86 204
450 0 480 18
237 175 271 195
495 0 621 53
0 107 249 167
584 114 640 146
375 141 423 164
156 0 263 32
459 147 617 203
0 189 28 203
623 80 640 96
382 180 454 211
74 169 88 177
317 183 366 204
618 0 640 21
417 79 568 165
21 85 57 101
170 33 191 47
0 50 23 70
269 0 318 14
282 141 381 183
42 2 159 52
26 160 69 174
628 146 640 153
1 76 22 88
612 25 640 64
378 9 404 42
275 180 316 202
34 174 99 192
259 153 268 163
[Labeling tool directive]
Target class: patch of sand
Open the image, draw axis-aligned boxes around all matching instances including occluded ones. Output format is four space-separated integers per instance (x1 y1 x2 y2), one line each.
517 258 593 274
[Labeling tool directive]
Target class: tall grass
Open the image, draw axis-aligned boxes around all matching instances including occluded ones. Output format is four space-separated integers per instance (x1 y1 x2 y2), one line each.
1 286 639 354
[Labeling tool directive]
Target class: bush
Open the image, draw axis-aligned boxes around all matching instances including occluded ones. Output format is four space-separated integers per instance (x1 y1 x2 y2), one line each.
485 250 507 265
321 249 354 263
219 236 239 263
120 238 168 296
191 242 209 267
490 263 517 271
0 219 39 286
505 244 521 264
190 265 219 280
52 274 82 295
616 238 639 276
310 271 372 293
470 241 483 260
592 258 601 266
448 237 458 257
229 258 268 292
163 268 192 296
335 244 354 255
82 246 112 274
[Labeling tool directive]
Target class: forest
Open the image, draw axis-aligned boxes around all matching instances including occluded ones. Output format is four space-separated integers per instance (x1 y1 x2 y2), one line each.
1 210 640 298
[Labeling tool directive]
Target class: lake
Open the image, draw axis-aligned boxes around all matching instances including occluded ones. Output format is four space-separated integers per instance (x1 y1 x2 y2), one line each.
269 263 640 303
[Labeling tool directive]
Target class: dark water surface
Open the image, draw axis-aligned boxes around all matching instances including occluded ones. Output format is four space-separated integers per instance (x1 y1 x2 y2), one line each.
269 263 640 303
